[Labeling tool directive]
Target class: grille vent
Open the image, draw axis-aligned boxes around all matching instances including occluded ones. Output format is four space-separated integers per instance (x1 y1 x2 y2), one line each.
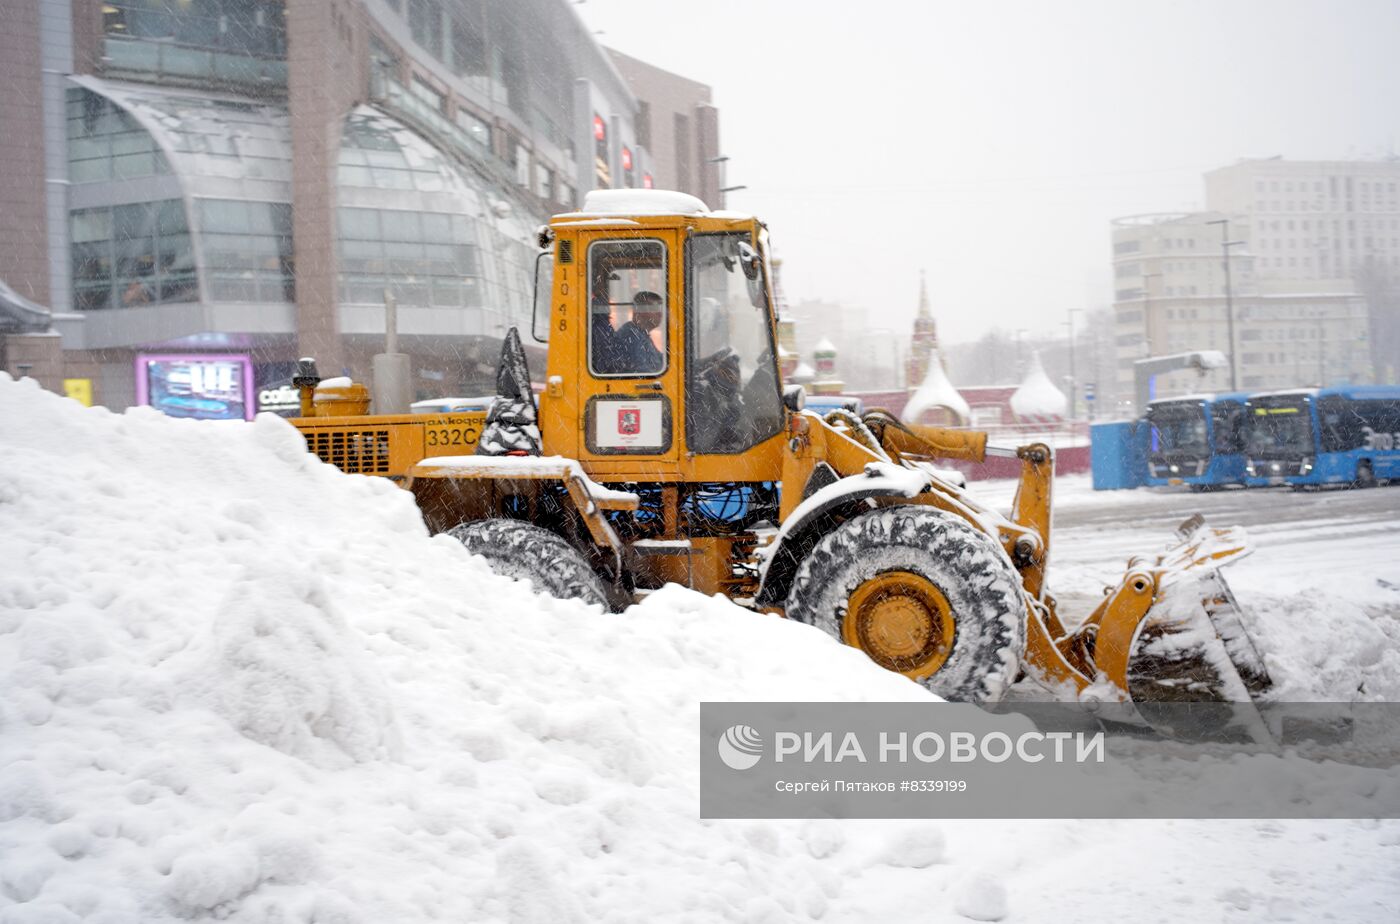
558 239 574 264
310 430 391 474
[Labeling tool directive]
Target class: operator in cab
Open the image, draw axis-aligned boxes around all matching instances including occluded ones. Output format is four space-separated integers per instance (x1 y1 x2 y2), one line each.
609 291 665 375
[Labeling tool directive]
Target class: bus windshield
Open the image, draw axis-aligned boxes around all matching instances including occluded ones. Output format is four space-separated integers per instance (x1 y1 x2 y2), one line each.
1146 405 1209 456
1246 398 1314 457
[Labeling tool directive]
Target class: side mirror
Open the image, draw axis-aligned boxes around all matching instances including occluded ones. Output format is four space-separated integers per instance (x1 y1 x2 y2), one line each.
737 241 761 280
783 384 806 413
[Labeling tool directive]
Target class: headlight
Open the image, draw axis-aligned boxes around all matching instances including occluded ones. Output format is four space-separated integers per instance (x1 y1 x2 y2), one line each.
1300 457 1313 475
1246 461 1256 476
1169 464 1179 474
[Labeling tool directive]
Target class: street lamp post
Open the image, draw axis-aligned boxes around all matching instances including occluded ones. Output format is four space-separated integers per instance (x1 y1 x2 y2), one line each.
1206 217 1244 391
706 155 745 208
1064 308 1083 419
1140 270 1161 357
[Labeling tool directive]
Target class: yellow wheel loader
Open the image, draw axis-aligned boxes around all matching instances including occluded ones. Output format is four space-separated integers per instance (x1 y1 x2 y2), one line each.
291 189 1270 718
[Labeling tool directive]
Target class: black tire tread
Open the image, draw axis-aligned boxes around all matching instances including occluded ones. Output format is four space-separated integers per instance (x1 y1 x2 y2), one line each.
785 506 1025 703
447 518 609 607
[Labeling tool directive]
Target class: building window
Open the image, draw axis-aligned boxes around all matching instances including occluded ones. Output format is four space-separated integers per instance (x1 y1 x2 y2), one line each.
410 75 446 114
408 0 444 59
454 107 491 151
636 101 652 150
514 141 531 188
534 165 554 201
70 199 199 311
449 10 486 78
593 112 611 188
337 207 481 309
102 0 288 63
67 89 171 184
198 199 294 303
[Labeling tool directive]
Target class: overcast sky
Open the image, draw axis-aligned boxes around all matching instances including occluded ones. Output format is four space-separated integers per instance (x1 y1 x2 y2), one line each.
580 0 1400 344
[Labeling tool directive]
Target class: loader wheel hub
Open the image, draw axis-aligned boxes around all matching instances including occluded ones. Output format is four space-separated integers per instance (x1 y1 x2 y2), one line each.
844 572 955 678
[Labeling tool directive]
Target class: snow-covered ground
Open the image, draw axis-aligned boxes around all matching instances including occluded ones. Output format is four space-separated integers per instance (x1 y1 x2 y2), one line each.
2 374 1398 922
975 474 1400 700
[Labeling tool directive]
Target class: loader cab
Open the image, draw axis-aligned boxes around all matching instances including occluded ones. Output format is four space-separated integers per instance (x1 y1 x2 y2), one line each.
537 190 786 482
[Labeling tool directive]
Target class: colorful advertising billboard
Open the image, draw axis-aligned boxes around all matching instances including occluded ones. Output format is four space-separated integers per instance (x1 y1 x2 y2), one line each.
135 354 255 421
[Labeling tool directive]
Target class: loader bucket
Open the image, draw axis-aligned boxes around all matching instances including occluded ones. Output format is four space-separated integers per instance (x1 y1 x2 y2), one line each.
1058 515 1275 742
1118 516 1273 742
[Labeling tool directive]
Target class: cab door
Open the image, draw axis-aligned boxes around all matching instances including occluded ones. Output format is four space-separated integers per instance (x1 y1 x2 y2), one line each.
574 229 682 476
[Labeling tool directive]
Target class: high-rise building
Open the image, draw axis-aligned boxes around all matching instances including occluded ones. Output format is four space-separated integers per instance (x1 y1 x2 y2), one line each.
0 1 722 414
605 48 721 206
1109 158 1393 407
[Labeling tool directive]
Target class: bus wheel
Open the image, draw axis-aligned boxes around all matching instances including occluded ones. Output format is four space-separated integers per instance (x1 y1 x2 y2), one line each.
1355 461 1376 489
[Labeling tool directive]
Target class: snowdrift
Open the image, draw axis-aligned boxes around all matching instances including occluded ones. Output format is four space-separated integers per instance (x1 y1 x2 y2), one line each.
0 376 937 922
2 376 1398 922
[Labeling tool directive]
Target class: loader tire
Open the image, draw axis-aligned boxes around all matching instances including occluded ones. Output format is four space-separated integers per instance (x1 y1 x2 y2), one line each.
447 519 609 608
785 506 1025 703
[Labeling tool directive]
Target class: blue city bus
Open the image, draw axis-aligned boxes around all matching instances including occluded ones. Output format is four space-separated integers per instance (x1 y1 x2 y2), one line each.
1244 385 1400 488
1143 392 1251 490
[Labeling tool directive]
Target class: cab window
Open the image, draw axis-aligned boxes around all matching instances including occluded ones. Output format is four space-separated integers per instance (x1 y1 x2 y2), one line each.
587 239 667 377
685 232 783 453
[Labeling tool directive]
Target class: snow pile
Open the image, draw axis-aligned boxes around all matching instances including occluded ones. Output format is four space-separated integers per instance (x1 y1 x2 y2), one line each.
1009 352 1066 422
903 350 971 425
0 375 943 922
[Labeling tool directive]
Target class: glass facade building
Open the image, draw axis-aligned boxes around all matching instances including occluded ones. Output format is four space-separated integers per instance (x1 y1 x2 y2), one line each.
336 107 538 332
3 1 712 410
64 80 297 331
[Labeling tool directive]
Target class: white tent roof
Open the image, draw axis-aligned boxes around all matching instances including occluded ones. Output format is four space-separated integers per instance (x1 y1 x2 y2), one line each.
903 350 970 424
1010 351 1067 420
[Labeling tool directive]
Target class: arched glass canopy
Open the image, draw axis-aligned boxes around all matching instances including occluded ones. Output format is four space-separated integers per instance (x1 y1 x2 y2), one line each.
64 78 540 344
335 105 538 338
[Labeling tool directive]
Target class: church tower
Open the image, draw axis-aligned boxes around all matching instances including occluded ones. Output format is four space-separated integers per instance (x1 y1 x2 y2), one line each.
907 271 940 387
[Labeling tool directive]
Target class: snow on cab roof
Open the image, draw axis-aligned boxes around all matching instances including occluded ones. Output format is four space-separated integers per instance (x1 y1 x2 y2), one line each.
570 188 709 217
553 189 757 223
